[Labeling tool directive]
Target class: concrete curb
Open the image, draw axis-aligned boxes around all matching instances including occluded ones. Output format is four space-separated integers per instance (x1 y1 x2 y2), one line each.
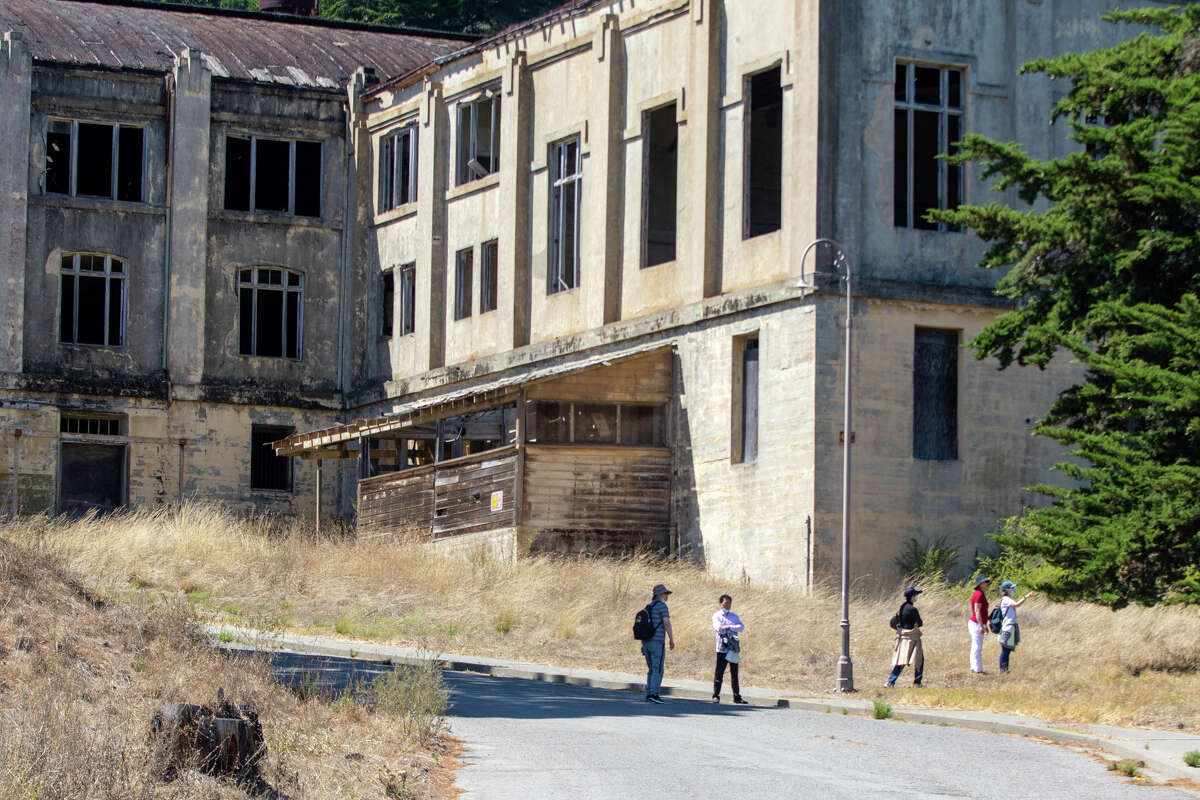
204 625 1200 786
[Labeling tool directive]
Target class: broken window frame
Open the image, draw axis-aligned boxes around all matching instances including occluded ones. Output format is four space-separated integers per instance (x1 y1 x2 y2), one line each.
743 66 784 239
398 263 416 336
454 247 473 321
224 134 323 217
480 239 498 314
237 267 305 360
548 136 582 294
44 118 146 203
379 124 418 212
381 269 394 340
59 253 126 348
913 326 959 460
250 424 294 492
524 400 666 447
642 102 679 266
894 61 964 231
455 91 501 186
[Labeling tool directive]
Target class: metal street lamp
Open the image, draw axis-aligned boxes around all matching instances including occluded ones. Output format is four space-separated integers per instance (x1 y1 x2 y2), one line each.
799 238 855 693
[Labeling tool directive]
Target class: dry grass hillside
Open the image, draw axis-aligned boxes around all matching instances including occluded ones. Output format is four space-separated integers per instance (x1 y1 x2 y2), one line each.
0 529 456 800
6 503 1200 734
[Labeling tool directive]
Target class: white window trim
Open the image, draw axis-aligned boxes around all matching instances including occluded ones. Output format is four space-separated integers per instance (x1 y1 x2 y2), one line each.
548 137 582 294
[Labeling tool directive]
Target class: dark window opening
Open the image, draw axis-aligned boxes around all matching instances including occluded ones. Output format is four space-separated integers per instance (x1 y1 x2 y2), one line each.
437 405 517 461
913 327 959 460
526 400 570 443
895 62 963 231
745 67 783 238
224 135 322 217
60 442 125 516
45 119 144 202
381 270 394 339
620 405 666 447
457 93 500 185
525 400 666 447
238 267 303 359
454 248 473 321
573 403 618 444
398 264 416 336
643 103 678 266
548 137 582 294
379 125 418 211
251 424 294 491
60 415 123 436
481 240 498 314
59 253 125 347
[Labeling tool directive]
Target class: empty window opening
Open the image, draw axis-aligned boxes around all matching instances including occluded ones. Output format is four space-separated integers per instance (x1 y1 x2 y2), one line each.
456 92 500 185
379 125 418 211
548 137 582 294
895 62 963 230
744 67 783 238
238 267 304 359
454 247 473 321
381 269 394 339
224 135 322 217
481 240 498 314
732 335 759 463
913 327 959 460
251 424 294 491
60 414 123 436
643 103 678 266
436 405 518 461
60 253 125 347
45 119 144 202
524 400 666 447
398 263 416 336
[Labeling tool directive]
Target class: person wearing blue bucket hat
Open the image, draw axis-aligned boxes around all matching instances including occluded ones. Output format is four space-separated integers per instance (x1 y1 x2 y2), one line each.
997 580 1036 672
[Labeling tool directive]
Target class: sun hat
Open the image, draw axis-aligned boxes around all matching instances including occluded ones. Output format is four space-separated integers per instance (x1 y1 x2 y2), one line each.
904 587 923 598
1000 580 1016 592
974 576 992 588
652 584 672 596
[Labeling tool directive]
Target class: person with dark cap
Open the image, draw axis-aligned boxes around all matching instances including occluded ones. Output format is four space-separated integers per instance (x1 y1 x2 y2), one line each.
642 583 675 703
968 576 992 674
886 587 924 687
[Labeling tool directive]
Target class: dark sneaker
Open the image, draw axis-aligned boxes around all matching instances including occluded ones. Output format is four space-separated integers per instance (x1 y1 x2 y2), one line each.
733 696 749 705
646 694 665 704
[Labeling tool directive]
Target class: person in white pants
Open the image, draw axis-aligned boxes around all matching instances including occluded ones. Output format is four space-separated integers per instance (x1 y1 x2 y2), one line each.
967 576 991 673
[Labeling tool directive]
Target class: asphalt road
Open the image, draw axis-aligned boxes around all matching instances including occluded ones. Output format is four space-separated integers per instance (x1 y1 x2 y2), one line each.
260 651 1194 800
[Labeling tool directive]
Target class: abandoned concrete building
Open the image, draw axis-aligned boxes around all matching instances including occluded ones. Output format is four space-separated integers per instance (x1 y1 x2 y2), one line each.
0 0 1154 585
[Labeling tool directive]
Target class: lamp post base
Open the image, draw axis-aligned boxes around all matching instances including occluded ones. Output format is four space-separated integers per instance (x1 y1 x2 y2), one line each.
835 657 855 693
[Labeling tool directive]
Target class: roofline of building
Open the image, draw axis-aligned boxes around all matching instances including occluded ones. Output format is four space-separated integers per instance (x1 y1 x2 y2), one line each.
363 0 603 99
45 0 483 42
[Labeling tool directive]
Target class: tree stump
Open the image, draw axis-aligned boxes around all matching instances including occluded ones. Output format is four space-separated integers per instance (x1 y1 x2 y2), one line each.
150 693 265 782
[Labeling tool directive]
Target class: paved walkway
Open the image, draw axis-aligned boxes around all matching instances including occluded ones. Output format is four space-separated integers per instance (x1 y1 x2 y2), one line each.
205 625 1200 785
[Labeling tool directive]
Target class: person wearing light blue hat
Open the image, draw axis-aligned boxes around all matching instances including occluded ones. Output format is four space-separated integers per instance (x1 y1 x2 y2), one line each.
997 580 1036 672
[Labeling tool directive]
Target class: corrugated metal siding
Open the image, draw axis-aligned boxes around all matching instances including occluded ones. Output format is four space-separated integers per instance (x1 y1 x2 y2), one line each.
1 0 466 88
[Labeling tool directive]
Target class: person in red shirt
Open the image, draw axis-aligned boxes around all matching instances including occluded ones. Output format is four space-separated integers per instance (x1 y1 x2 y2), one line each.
968 576 991 673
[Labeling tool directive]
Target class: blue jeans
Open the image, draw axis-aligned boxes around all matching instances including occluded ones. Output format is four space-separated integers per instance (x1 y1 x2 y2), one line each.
999 645 1013 672
642 640 665 696
888 662 923 686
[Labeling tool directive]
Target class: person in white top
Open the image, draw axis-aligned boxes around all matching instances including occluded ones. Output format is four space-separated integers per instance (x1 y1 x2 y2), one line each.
998 580 1035 673
712 594 748 704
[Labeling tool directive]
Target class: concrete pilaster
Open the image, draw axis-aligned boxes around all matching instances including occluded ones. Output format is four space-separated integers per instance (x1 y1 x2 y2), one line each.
166 49 212 385
416 79 447 370
499 51 532 349
683 0 722 301
0 31 31 374
586 14 626 327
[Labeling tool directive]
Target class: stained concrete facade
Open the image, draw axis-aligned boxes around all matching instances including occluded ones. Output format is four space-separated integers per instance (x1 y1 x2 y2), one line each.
0 0 1155 585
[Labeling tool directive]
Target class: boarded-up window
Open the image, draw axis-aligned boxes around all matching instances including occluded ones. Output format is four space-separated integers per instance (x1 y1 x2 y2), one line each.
224 135 322 217
398 264 416 336
480 240 498 314
894 62 963 230
45 119 144 202
744 67 782 238
60 253 125 347
60 443 125 516
913 327 958 460
643 103 678 266
251 424 293 491
381 270 394 339
454 248 473 321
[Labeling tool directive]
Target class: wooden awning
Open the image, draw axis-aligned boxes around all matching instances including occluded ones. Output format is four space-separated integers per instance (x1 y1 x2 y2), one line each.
272 341 673 457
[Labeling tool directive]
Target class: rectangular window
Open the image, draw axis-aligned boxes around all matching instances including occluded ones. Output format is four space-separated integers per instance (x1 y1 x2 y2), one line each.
895 62 963 230
238 267 304 359
732 335 759 463
45 119 144 202
60 414 123 436
525 400 666 447
251 424 294 491
398 263 416 336
224 135 322 217
548 137 582 294
59 253 125 347
480 239 498 314
913 327 959 460
379 125 418 211
381 270 394 339
620 405 666 447
744 67 783 238
643 103 678 266
456 92 500 185
454 247 473 321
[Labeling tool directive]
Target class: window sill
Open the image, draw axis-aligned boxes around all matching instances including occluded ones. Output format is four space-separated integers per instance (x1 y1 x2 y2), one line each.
375 203 418 225
212 209 334 229
237 353 304 363
446 173 500 202
249 488 295 496
34 195 162 216
59 342 125 352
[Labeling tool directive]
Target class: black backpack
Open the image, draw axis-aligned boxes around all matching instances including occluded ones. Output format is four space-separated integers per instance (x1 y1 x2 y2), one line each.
988 606 1004 634
633 602 659 641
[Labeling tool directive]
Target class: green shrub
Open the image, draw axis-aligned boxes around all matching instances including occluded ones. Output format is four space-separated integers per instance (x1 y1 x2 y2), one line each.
366 662 449 744
975 517 1066 591
1108 759 1142 777
871 699 893 720
895 536 960 584
1184 750 1200 768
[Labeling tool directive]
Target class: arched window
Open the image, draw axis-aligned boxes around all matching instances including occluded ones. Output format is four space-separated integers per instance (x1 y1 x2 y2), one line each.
238 267 303 359
60 253 125 347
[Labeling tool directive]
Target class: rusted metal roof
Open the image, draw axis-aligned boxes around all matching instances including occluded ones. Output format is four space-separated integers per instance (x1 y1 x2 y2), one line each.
0 0 474 89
